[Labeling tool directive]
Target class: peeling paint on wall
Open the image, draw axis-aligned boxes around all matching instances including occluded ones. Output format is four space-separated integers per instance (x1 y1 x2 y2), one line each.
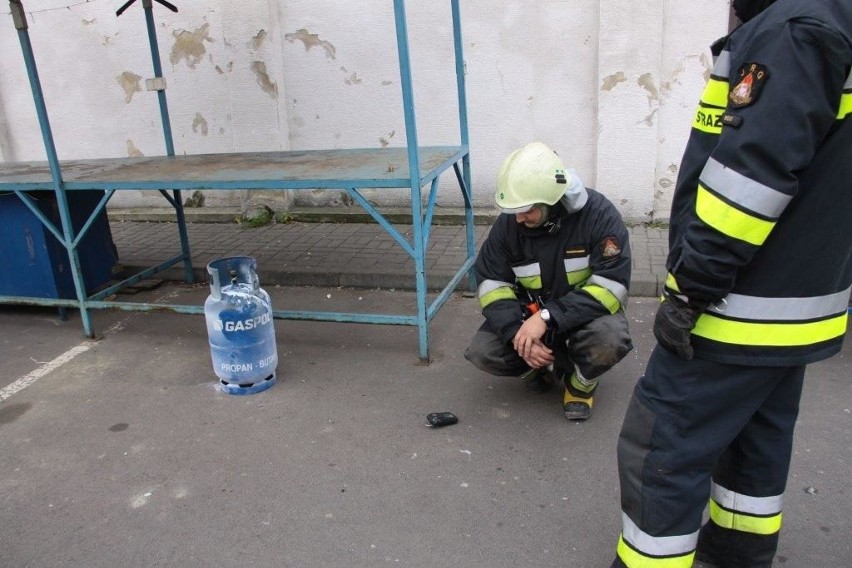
284 29 336 60
192 113 209 136
126 140 144 157
601 71 627 91
344 72 362 86
170 23 213 69
251 30 267 50
639 108 658 127
700 52 713 82
637 73 659 102
117 71 142 103
250 61 278 99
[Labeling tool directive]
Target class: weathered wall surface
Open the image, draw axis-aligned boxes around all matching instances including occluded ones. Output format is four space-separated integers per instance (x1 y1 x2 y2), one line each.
0 0 728 222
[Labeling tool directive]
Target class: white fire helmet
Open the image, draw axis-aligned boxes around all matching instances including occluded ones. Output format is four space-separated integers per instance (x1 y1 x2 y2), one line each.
495 142 570 214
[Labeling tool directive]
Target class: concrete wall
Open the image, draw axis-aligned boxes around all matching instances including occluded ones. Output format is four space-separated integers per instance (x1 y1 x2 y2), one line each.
0 0 729 223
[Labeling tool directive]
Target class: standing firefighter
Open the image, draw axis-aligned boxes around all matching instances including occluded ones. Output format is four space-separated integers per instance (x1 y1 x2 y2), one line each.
612 0 852 567
465 142 633 422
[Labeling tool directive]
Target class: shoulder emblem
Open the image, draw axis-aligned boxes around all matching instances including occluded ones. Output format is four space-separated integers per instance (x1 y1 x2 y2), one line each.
730 62 768 108
601 237 621 259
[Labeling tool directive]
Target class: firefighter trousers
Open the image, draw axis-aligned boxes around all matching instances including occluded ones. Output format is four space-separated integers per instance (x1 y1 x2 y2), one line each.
613 345 806 568
464 311 632 383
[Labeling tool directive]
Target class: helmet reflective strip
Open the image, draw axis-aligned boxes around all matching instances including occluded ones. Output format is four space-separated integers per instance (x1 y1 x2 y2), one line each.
711 482 783 516
708 500 782 536
696 185 775 246
621 512 699 557
700 158 791 219
709 286 852 321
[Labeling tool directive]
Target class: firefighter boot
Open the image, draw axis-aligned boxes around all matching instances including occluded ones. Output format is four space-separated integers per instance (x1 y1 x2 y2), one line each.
519 367 553 393
562 367 597 421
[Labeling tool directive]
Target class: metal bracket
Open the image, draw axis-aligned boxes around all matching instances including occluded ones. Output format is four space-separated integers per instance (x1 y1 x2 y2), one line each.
146 77 167 91
116 0 178 17
9 0 27 30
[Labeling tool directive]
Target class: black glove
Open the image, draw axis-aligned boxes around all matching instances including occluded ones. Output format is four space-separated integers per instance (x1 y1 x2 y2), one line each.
653 291 707 360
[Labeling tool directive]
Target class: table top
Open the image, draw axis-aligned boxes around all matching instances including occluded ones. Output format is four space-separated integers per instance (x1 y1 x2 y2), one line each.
0 146 468 191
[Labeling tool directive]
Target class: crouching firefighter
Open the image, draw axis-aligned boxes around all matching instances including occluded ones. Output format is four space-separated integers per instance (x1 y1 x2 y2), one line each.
464 142 633 421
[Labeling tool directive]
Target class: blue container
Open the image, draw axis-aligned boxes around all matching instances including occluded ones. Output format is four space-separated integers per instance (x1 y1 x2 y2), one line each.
205 256 278 395
0 191 119 298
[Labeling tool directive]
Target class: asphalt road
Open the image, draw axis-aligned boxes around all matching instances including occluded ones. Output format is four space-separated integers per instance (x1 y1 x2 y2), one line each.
1 287 850 567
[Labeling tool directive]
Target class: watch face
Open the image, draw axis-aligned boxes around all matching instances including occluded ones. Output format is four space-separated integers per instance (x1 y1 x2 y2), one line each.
540 309 550 321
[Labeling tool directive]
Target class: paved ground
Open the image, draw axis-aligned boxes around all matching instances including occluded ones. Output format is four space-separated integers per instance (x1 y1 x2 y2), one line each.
105 217 668 297
1 284 851 566
1 216 850 566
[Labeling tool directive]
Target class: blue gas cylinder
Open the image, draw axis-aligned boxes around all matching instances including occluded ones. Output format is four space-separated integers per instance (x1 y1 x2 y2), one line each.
205 256 278 395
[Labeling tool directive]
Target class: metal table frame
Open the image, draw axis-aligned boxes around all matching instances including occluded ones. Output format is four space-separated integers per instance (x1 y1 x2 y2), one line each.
0 0 476 361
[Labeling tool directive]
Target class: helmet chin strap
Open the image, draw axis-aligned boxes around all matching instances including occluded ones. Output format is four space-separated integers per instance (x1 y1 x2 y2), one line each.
528 203 562 234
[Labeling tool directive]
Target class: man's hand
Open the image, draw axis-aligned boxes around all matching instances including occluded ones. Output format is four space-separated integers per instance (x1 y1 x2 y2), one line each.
513 314 554 368
653 291 707 360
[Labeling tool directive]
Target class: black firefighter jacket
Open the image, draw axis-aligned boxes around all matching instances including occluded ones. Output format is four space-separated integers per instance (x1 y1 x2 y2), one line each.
667 0 852 366
475 188 631 346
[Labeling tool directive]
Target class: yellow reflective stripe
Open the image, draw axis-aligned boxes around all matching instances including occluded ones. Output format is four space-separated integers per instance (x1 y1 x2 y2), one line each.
693 311 848 346
701 78 729 108
517 275 542 290
617 535 695 568
567 372 596 394
567 268 592 286
582 284 620 314
711 482 783 515
838 93 852 119
665 273 680 293
709 500 782 536
693 106 724 134
479 286 517 309
696 185 775 245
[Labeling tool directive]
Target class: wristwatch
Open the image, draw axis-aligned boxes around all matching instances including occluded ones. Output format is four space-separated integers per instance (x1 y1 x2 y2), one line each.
539 308 553 327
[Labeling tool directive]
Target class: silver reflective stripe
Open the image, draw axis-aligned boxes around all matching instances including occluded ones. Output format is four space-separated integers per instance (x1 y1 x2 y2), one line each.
477 279 513 298
712 482 783 515
512 263 541 278
564 256 590 273
587 274 628 305
713 50 731 79
710 285 852 321
622 513 698 556
700 157 791 219
845 71 852 90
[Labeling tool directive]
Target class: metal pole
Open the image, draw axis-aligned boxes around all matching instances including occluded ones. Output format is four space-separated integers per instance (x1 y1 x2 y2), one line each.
9 0 95 336
141 0 194 283
451 0 476 293
393 0 430 361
